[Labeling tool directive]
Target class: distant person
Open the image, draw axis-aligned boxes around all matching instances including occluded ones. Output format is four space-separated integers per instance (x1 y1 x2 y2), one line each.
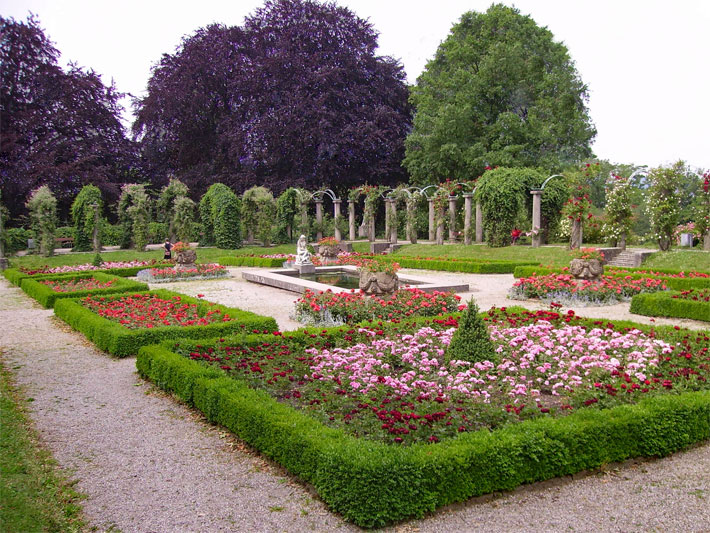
511 228 522 245
163 239 173 260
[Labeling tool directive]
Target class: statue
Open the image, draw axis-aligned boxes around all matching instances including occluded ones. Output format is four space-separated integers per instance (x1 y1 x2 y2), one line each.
295 235 312 266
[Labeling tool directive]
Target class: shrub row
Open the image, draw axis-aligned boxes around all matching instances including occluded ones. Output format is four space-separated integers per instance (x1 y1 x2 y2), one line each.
630 291 710 322
138 338 710 528
54 289 278 357
3 263 173 287
513 265 710 290
19 272 148 309
217 256 285 267
391 257 538 274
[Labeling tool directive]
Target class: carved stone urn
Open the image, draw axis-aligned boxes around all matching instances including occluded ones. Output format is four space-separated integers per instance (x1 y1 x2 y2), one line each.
318 244 339 259
358 270 399 295
569 258 604 280
175 249 197 271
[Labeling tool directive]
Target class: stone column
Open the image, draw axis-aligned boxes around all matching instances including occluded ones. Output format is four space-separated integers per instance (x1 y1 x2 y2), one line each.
448 195 457 242
315 200 323 242
390 200 398 244
436 207 444 245
348 200 356 241
475 201 483 243
428 198 435 241
463 193 473 245
333 199 342 242
92 202 101 253
384 198 391 243
531 189 542 248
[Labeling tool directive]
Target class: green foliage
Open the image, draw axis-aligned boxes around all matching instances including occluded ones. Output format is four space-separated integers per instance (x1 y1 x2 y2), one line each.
53 289 277 357
26 185 58 257
693 172 710 237
19 272 148 309
647 162 684 251
99 223 122 246
92 253 103 267
199 183 242 249
603 175 634 245
404 4 595 185
137 332 710 528
630 291 710 322
275 188 301 243
3 227 32 254
242 186 276 246
117 184 152 251
156 177 193 240
446 300 497 365
147 222 169 243
172 195 196 243
387 255 537 273
70 185 102 252
218 256 285 267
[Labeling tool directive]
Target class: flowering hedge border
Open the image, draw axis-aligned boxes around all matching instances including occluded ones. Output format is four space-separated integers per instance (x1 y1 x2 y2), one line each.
19 272 148 309
630 291 710 322
3 263 173 287
137 316 710 528
54 289 278 357
513 266 710 291
217 256 285 267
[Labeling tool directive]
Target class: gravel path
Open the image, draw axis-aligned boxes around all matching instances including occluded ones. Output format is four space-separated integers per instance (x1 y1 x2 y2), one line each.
1 269 710 532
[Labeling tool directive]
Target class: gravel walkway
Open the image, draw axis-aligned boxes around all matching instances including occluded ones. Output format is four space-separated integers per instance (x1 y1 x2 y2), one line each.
1 269 709 532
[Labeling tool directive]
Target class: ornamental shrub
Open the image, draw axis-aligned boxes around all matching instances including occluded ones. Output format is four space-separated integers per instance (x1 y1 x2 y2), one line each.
242 186 276 246
172 195 196 243
646 162 683 251
70 184 103 252
117 184 152 251
199 183 242 249
156 177 193 240
26 185 58 257
603 174 633 247
445 299 497 365
275 188 300 243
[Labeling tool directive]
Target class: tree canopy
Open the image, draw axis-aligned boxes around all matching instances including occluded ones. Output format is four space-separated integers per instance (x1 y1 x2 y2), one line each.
0 15 136 220
404 4 596 186
133 0 411 197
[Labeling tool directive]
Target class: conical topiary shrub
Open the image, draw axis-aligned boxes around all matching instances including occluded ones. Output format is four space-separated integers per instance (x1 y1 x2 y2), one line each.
446 299 498 365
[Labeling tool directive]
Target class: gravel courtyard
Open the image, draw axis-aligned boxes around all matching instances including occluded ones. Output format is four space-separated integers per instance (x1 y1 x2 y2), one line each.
1 267 709 532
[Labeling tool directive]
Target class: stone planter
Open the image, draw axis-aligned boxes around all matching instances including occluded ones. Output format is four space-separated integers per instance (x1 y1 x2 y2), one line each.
175 249 197 271
359 270 399 295
318 245 339 259
569 258 604 280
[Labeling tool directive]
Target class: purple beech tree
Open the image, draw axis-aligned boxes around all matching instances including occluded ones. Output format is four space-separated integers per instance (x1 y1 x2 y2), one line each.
0 15 137 221
133 0 411 197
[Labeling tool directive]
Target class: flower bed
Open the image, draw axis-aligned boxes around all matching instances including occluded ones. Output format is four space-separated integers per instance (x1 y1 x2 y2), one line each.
510 273 667 305
293 288 462 325
19 272 148 309
137 308 710 527
137 263 228 283
4 260 172 286
631 290 710 322
53 289 278 357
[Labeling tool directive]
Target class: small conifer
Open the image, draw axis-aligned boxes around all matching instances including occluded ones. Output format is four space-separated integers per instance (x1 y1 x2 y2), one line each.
446 299 498 365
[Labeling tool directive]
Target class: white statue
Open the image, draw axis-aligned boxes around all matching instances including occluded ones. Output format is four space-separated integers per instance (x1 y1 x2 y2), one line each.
295 234 312 266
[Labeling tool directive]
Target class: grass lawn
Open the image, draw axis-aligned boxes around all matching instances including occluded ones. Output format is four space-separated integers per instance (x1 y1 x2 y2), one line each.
0 359 85 532
5 241 710 272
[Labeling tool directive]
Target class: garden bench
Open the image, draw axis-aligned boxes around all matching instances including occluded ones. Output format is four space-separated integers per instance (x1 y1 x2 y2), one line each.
55 237 74 248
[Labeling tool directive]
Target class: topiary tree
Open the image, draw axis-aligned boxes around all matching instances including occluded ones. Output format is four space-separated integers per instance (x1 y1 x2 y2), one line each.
172 195 196 243
156 177 191 240
70 184 103 252
26 185 57 256
117 184 151 251
446 299 498 365
199 183 242 249
242 186 276 246
647 161 684 251
275 188 301 244
603 174 634 249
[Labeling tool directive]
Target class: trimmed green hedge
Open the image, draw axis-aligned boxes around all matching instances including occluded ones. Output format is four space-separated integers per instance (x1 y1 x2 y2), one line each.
391 257 538 274
3 263 173 287
54 289 278 357
138 340 710 528
514 265 710 291
19 272 148 309
631 291 710 322
217 256 285 267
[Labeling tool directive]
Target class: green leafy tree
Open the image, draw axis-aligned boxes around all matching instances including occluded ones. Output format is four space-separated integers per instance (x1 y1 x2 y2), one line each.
446 300 498 365
156 177 190 240
242 186 276 246
404 4 595 186
172 195 196 243
70 185 103 252
275 188 301 243
26 185 57 256
602 174 634 248
646 161 684 251
117 184 151 251
199 183 242 249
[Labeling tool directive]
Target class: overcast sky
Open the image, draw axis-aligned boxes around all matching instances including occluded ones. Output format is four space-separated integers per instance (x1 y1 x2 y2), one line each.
4 0 709 171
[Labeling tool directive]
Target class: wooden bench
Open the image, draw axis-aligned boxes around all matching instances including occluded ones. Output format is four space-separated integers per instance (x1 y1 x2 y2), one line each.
55 237 74 248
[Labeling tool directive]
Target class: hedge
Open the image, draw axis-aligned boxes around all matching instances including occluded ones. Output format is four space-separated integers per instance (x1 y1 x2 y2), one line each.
630 291 710 322
3 263 173 287
137 339 710 528
54 289 278 357
390 257 538 274
19 272 148 309
513 265 710 290
217 256 285 267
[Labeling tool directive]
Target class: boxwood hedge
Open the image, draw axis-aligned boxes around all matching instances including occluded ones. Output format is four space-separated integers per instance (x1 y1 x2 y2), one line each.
388 257 538 274
631 291 710 322
54 289 278 357
137 337 710 528
217 256 285 267
19 272 148 308
3 263 173 287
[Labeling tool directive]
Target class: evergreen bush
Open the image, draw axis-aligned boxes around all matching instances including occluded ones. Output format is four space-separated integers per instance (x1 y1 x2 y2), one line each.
26 185 58 257
446 299 498 364
70 185 103 252
199 183 242 249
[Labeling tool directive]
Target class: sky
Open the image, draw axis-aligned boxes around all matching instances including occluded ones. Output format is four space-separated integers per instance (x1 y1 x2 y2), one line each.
4 0 709 171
